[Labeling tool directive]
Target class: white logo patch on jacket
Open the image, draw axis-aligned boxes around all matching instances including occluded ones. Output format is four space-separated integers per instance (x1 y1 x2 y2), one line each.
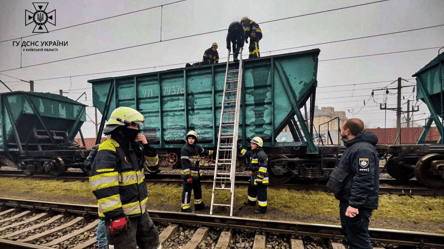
359 158 370 172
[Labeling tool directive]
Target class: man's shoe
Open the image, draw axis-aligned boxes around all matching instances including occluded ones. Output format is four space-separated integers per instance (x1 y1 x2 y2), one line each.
244 200 256 206
234 58 239 62
254 209 266 214
181 208 192 213
195 203 208 211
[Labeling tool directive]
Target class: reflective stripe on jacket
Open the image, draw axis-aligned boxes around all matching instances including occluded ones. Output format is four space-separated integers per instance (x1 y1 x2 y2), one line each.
243 148 269 186
89 138 157 219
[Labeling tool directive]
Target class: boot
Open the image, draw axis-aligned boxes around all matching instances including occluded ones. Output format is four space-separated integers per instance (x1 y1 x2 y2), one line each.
181 208 192 213
244 200 256 206
195 202 208 211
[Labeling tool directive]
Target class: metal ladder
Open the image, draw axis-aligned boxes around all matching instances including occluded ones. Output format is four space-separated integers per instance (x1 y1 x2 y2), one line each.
210 48 243 216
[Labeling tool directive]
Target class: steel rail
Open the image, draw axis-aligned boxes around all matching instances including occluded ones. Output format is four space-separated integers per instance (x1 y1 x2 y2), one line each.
0 198 443 248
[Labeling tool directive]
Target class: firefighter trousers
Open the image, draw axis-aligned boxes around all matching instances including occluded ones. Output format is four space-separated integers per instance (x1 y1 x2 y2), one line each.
248 32 262 58
106 212 159 249
247 183 267 212
181 179 204 210
229 38 244 60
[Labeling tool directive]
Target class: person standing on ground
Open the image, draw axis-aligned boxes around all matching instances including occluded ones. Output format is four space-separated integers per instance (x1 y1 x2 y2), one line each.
327 118 380 249
180 130 213 212
238 137 269 214
89 107 160 249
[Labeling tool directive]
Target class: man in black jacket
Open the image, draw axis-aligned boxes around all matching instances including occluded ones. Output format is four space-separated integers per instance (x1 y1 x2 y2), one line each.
326 118 379 249
89 107 160 249
180 130 213 212
239 137 269 214
202 42 219 64
226 21 245 62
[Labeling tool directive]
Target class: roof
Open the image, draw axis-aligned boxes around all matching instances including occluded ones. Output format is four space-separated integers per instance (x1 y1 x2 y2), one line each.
412 51 444 77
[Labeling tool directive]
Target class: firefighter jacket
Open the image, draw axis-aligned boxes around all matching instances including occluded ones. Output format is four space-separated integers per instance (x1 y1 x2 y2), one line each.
226 22 245 49
326 131 380 210
241 147 269 186
181 143 213 180
202 48 219 64
89 136 159 220
241 19 262 43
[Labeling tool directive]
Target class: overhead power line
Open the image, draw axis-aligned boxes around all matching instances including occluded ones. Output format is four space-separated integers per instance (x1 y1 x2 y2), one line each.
0 1 410 73
0 0 187 43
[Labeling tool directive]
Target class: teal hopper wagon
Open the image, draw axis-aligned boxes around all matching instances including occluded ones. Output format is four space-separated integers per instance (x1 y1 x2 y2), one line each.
0 91 88 176
89 49 342 183
384 49 444 188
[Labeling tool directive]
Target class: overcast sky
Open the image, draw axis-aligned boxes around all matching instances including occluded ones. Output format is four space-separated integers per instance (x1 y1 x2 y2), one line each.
0 0 443 138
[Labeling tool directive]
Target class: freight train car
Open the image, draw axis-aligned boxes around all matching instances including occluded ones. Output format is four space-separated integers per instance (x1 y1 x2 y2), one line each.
384 50 444 188
89 49 344 183
0 91 89 176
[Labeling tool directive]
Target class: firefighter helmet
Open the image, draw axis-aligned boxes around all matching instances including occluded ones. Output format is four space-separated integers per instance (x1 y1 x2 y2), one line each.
212 42 218 49
103 107 144 134
241 17 249 22
250 137 263 147
186 130 198 141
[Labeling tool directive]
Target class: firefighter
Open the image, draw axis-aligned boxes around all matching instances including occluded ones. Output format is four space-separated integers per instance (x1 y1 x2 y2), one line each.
89 107 160 249
226 21 245 62
240 17 262 59
238 137 269 213
202 42 219 64
180 130 214 212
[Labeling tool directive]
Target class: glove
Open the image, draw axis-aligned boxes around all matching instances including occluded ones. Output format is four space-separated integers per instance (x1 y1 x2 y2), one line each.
109 217 128 235
237 143 243 151
187 178 193 184
227 46 231 50
252 171 258 176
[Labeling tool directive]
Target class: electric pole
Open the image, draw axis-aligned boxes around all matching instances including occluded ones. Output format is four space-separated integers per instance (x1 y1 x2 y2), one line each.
396 77 402 144
29 80 34 92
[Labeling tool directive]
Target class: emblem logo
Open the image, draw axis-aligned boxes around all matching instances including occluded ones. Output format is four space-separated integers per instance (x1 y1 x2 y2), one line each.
25 2 56 33
359 158 369 168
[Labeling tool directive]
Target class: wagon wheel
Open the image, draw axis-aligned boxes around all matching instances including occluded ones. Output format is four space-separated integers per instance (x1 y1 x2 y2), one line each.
199 155 213 167
268 157 292 184
385 157 415 182
48 157 66 176
19 161 34 176
167 152 179 167
415 154 444 189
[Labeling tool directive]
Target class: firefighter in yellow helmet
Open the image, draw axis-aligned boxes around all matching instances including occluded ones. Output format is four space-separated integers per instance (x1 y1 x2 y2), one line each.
238 136 269 213
89 107 160 249
180 130 214 212
202 42 220 64
240 17 262 59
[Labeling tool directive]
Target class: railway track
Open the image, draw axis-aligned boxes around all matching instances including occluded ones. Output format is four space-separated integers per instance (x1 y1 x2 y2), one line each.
0 198 443 249
1 170 443 197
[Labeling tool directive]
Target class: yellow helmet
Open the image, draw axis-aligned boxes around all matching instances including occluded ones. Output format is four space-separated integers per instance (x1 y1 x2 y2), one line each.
186 130 198 141
241 17 249 22
212 42 218 49
104 107 144 134
250 136 263 147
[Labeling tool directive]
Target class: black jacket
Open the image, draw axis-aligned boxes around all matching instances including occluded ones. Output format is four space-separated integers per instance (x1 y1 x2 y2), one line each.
89 135 159 219
180 143 213 180
241 147 269 186
241 19 262 43
326 131 380 209
226 22 245 49
202 48 219 64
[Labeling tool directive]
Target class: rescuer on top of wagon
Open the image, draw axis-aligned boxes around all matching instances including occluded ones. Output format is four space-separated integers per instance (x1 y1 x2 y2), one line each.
89 107 160 249
180 130 214 212
238 136 269 214
240 17 262 59
226 21 245 62
202 42 219 64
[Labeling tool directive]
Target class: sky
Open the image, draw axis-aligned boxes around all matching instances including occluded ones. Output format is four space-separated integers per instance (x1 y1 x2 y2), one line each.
0 0 443 138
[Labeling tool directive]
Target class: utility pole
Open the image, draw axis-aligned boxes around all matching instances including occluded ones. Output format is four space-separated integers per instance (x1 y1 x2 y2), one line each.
29 80 34 92
396 77 402 144
59 89 63 96
407 100 411 128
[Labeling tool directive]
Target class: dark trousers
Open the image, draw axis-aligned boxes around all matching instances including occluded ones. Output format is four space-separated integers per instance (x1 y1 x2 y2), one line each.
339 202 373 249
106 212 159 249
247 183 267 212
229 38 244 60
181 179 203 210
249 32 262 58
